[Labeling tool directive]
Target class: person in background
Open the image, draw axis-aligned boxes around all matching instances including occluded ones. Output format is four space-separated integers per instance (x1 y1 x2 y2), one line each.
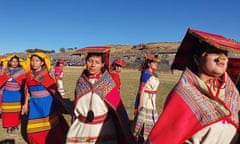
21 52 69 144
109 58 126 90
148 28 240 144
227 57 240 92
66 46 134 144
132 55 160 143
0 55 27 133
0 57 5 116
55 58 65 98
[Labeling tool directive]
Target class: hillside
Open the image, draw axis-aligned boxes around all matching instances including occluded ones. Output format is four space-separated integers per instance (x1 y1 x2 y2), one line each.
2 41 239 70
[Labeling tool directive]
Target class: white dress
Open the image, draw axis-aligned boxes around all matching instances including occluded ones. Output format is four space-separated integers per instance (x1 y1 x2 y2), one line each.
66 79 117 144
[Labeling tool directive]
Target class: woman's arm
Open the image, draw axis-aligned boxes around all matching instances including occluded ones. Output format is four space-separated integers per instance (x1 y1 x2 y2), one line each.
22 80 29 115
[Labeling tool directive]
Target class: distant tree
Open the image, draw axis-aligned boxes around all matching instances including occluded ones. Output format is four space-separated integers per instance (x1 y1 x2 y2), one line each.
60 48 66 53
67 48 74 51
25 48 55 53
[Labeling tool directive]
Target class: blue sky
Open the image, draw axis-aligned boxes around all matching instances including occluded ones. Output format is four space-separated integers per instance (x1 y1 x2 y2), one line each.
0 0 239 55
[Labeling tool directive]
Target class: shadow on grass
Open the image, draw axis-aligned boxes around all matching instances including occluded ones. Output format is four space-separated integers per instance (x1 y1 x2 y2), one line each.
0 139 15 144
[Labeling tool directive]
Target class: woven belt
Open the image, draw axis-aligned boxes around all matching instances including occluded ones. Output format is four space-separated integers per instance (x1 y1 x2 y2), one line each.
144 90 157 94
78 113 107 124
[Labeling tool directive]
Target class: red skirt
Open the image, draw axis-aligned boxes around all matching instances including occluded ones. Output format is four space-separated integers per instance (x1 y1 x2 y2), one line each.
27 116 69 144
2 112 21 128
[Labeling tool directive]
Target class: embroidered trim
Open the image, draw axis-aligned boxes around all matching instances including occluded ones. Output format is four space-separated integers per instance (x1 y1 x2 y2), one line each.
176 68 239 126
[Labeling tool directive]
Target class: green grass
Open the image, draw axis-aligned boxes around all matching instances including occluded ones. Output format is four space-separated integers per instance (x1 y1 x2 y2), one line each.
0 66 181 143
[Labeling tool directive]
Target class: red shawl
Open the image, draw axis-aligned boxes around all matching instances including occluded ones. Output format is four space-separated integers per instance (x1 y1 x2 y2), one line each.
0 67 26 88
110 71 120 90
148 68 240 144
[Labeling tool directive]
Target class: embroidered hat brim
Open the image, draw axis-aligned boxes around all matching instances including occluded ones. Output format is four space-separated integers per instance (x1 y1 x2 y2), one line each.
113 59 126 67
171 28 240 71
73 46 111 69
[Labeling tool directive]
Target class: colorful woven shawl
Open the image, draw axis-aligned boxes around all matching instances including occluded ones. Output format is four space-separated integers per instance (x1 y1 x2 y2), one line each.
0 67 26 88
75 70 119 110
27 67 71 114
148 68 240 144
74 70 135 143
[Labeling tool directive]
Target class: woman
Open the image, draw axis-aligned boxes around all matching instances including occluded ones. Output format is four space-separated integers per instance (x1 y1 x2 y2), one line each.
109 58 126 90
66 46 134 144
148 28 240 144
132 55 160 143
0 57 5 116
55 58 65 98
0 55 26 133
21 52 69 144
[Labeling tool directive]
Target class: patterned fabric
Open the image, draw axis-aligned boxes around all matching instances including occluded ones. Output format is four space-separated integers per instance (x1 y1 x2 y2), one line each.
0 67 26 87
148 68 240 144
27 82 59 134
26 68 69 144
133 108 158 140
110 71 120 90
134 70 153 109
67 70 134 144
133 70 160 142
177 68 239 125
1 67 26 128
74 70 116 108
134 70 159 109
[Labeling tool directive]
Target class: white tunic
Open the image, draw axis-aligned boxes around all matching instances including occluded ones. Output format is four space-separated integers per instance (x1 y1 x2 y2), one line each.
66 79 117 144
185 121 238 144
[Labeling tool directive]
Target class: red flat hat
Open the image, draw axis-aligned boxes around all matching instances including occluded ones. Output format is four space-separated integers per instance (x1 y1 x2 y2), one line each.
75 46 111 53
113 59 126 67
74 46 111 68
171 28 240 71
145 55 160 62
57 59 65 64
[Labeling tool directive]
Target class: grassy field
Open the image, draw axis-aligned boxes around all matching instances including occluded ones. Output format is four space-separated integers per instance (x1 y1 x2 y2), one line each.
0 66 181 144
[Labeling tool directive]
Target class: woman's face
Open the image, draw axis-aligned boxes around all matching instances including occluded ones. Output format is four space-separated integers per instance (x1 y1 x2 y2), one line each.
86 55 104 75
9 57 19 68
196 50 228 77
31 55 44 71
148 61 158 71
114 64 122 73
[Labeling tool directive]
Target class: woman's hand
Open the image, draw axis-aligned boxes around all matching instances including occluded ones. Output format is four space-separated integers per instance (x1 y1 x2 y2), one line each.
134 106 142 116
21 103 29 115
134 109 139 116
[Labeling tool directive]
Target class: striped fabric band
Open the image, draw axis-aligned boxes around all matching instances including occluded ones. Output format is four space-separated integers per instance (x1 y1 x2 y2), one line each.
30 90 50 98
2 102 21 112
144 90 157 94
5 81 21 91
67 134 116 143
27 113 59 133
78 113 107 124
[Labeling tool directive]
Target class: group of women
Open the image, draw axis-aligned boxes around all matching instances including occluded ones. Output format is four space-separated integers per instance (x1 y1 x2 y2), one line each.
1 28 240 144
0 53 69 143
